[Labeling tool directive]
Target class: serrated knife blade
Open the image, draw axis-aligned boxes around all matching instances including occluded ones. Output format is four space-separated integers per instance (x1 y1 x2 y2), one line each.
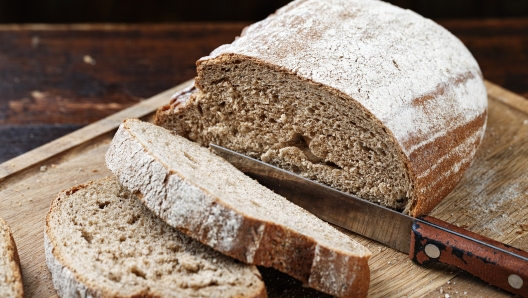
210 144 528 297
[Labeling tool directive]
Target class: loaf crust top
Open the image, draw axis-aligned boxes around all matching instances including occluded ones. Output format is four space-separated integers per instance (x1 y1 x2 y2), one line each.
199 0 488 157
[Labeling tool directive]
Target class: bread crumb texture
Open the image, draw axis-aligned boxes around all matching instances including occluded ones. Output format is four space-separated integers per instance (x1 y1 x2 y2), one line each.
155 0 487 217
0 218 23 298
106 119 371 298
45 176 266 298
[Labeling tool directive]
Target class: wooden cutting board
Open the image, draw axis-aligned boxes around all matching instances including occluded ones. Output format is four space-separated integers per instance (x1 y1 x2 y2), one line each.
0 80 526 298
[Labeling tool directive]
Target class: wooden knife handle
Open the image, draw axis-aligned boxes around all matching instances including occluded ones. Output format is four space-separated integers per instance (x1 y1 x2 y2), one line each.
410 215 528 297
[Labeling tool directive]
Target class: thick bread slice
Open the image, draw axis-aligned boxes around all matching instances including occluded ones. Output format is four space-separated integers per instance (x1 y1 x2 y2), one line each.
155 0 488 217
106 119 371 298
45 176 266 298
0 217 23 298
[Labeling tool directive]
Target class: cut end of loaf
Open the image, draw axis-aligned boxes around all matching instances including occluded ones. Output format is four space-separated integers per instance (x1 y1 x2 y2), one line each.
45 176 266 298
157 54 415 214
0 218 24 298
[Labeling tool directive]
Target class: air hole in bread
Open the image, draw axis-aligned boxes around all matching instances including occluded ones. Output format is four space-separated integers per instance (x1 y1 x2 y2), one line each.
80 230 93 244
130 266 147 279
325 161 342 170
108 272 121 282
127 214 140 225
98 201 110 209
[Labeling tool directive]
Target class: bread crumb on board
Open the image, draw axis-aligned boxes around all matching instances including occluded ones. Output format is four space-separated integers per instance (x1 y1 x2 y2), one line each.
83 55 96 65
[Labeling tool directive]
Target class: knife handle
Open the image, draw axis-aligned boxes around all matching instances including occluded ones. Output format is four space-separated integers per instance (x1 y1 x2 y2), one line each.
410 215 528 297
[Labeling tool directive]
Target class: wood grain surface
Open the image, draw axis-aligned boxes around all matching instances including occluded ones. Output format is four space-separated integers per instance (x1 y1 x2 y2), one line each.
0 21 528 297
0 80 526 297
0 23 249 163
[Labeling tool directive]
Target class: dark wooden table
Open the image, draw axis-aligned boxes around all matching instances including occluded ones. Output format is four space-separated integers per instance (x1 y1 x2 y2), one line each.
1 20 528 164
0 20 527 297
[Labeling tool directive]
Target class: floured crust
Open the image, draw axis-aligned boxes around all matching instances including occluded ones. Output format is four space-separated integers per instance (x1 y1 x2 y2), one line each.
0 217 24 298
44 233 93 298
44 182 114 298
156 0 488 217
106 119 371 298
45 177 267 298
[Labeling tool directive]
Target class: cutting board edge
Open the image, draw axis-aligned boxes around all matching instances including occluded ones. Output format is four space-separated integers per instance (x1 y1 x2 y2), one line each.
0 80 194 183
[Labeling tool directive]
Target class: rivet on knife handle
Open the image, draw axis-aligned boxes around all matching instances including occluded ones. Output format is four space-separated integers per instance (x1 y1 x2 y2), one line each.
410 215 528 297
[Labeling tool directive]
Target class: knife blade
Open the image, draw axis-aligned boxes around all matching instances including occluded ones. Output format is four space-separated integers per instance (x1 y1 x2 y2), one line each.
210 144 528 297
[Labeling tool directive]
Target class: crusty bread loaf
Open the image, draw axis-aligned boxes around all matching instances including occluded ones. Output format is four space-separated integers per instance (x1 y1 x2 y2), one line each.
155 0 488 217
106 119 371 298
0 217 23 298
45 176 266 298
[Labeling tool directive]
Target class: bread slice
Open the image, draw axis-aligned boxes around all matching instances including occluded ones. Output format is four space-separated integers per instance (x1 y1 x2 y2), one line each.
44 176 266 298
106 119 371 298
155 0 488 217
0 217 23 298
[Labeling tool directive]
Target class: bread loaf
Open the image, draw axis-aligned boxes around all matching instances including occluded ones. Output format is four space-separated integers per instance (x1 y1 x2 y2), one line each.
45 176 266 298
0 217 23 298
155 0 488 217
106 119 371 298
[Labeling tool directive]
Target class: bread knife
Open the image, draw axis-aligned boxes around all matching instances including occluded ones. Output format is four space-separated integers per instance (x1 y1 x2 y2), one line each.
210 144 528 297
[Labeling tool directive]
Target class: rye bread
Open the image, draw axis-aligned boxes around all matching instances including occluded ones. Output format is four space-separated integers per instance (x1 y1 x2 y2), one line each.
106 119 371 298
0 217 23 298
45 176 266 298
155 0 488 217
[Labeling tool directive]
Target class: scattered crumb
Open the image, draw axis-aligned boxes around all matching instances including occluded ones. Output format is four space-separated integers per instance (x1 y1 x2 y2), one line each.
445 294 450 298
83 55 96 65
524 119 528 125
440 287 443 294
79 168 84 172
40 165 48 172
51 164 57 168
92 169 98 173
